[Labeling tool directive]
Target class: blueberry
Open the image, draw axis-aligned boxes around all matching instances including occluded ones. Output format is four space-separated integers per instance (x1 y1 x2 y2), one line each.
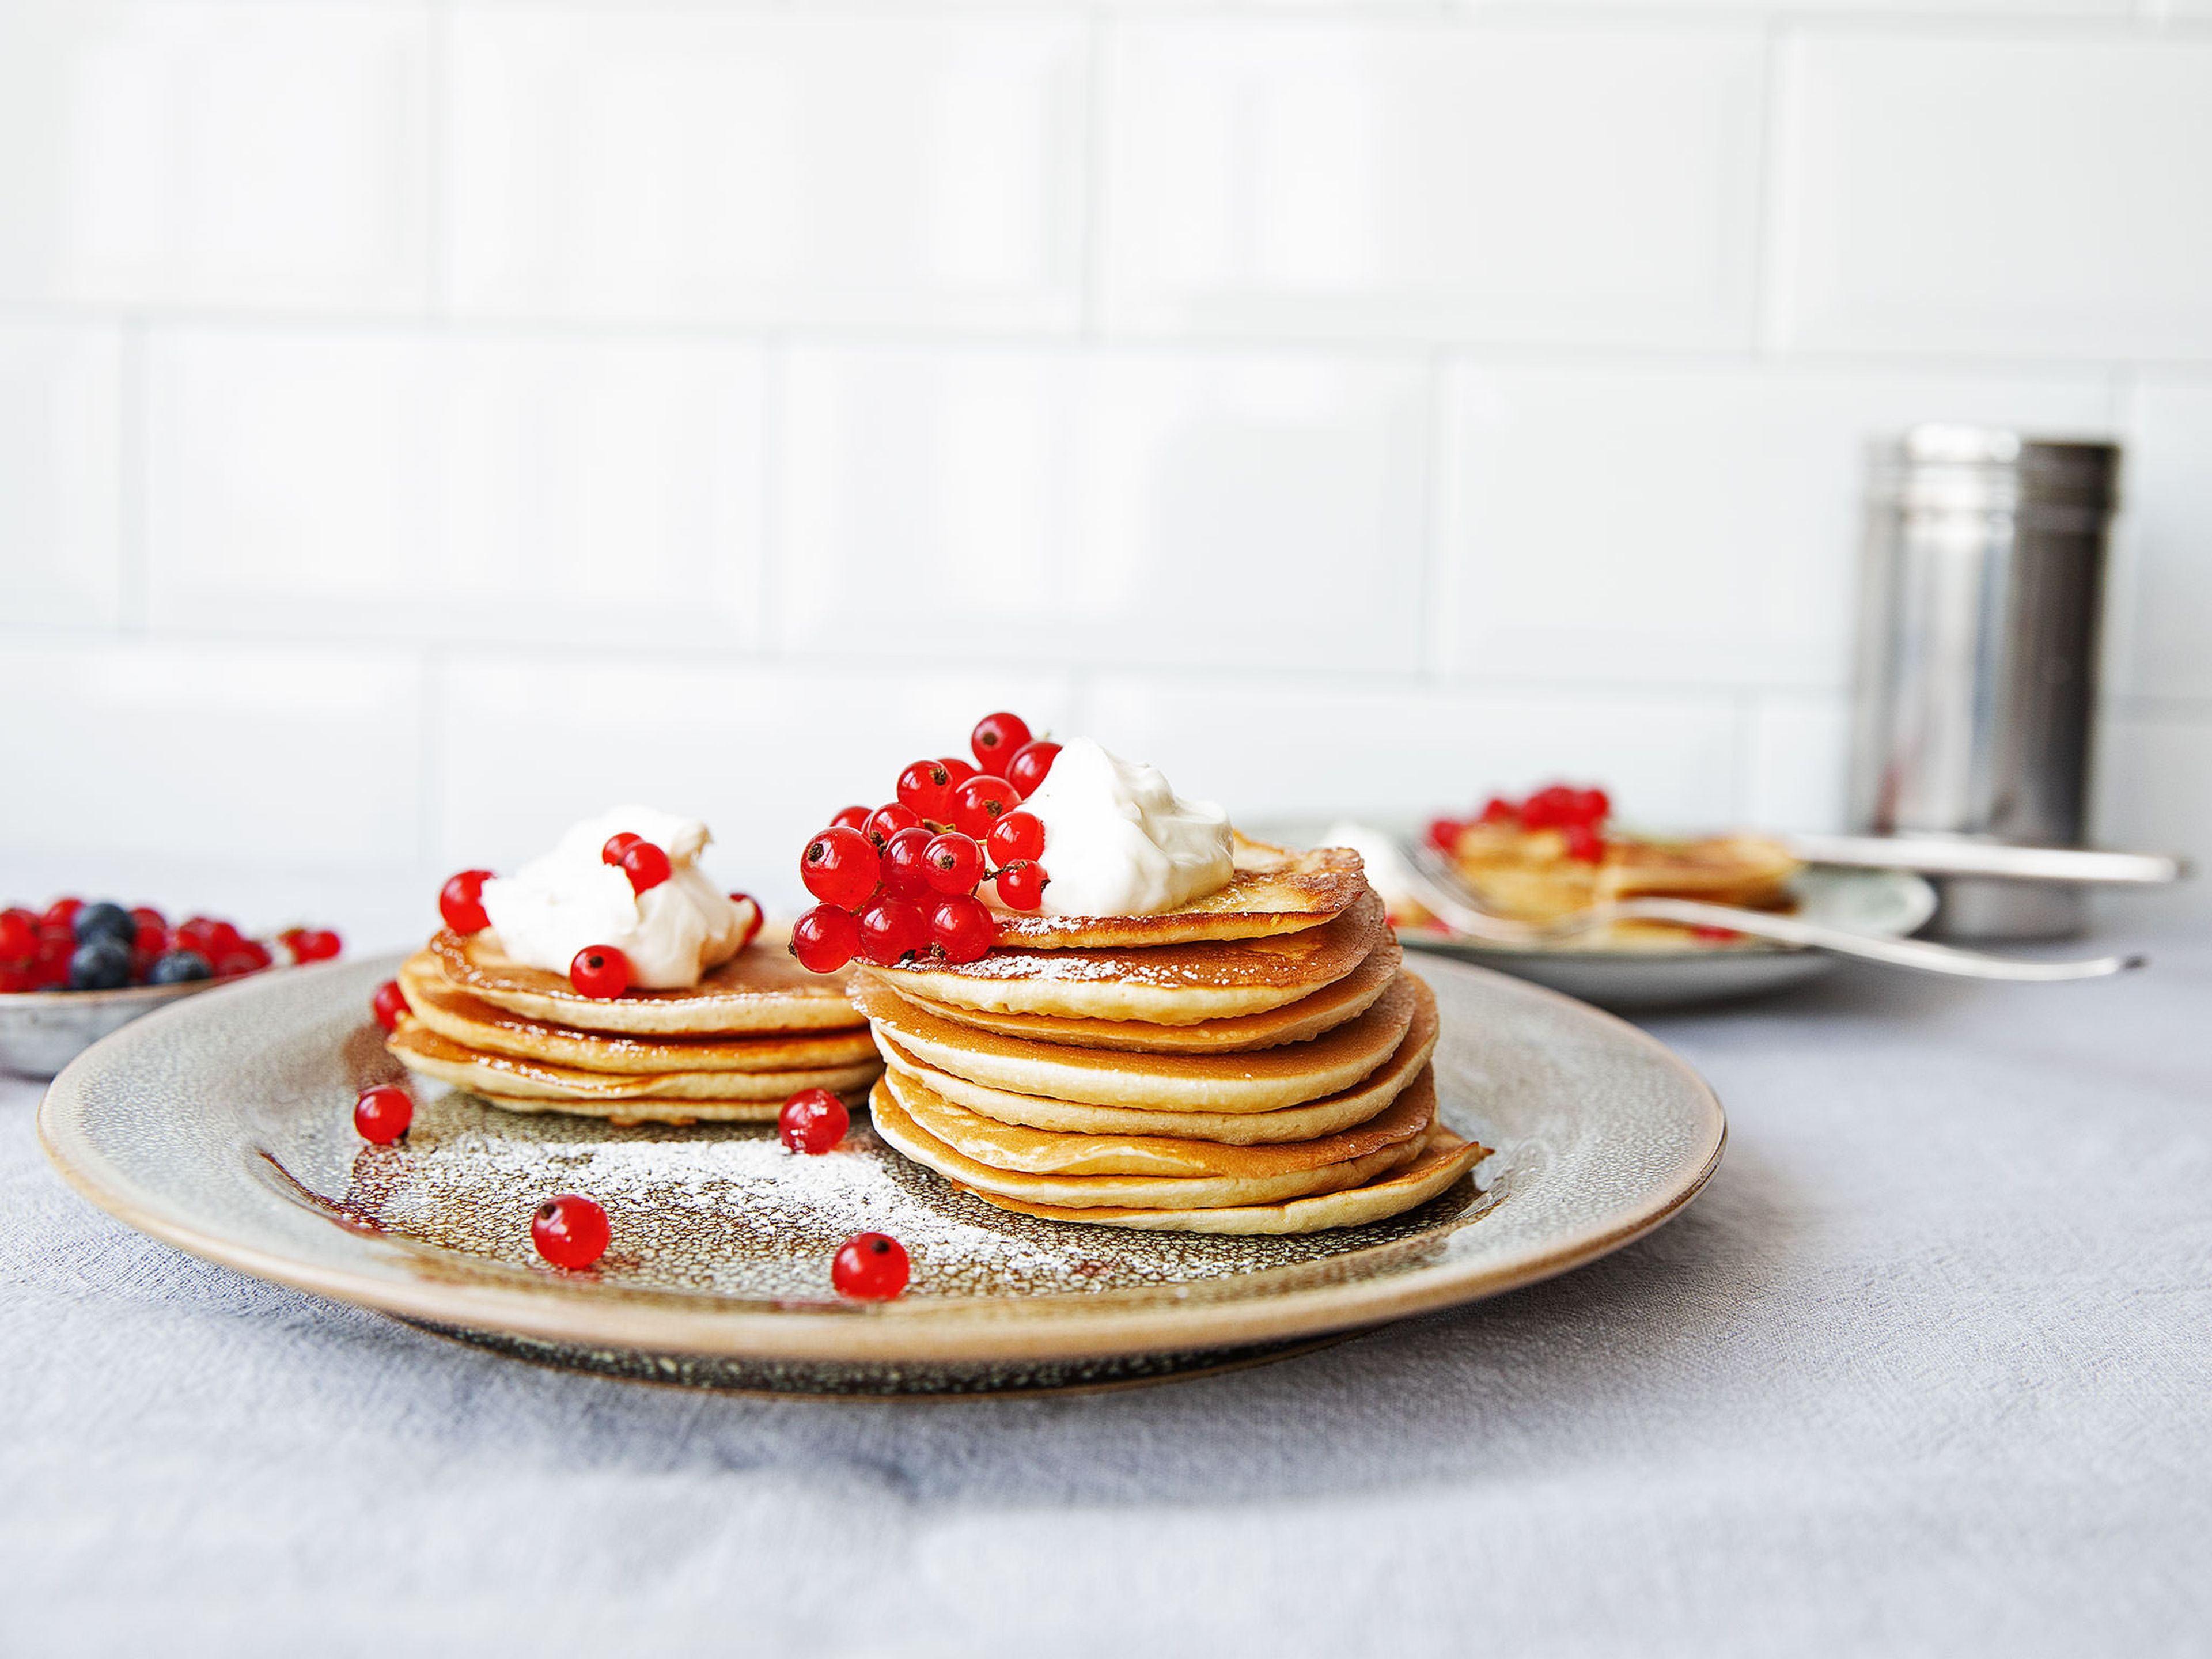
67 938 134 991
73 902 136 948
146 948 213 986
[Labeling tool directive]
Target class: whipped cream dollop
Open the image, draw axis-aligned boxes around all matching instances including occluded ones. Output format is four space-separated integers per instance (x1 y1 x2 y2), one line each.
479 806 748 989
1007 738 1234 917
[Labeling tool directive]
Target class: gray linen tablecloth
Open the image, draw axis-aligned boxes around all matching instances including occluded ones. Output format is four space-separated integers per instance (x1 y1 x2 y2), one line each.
4 922 2207 1657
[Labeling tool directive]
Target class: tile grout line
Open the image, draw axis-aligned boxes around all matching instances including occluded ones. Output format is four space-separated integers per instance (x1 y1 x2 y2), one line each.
1417 350 1454 684
116 319 149 636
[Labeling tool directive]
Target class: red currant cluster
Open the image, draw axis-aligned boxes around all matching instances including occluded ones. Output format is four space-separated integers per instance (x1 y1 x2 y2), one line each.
1429 783 1613 865
0 896 339 993
435 843 762 1002
790 712 1061 975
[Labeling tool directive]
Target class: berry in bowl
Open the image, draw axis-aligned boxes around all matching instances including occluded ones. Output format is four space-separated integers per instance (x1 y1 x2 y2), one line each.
0 897 341 1078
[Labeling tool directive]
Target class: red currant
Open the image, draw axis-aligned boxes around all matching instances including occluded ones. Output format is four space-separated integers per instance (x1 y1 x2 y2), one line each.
830 804 873 834
176 915 241 957
1691 924 1741 942
896 760 956 823
950 775 1016 838
0 908 35 963
619 841 672 895
128 905 166 934
601 832 645 867
1006 740 1060 797
922 832 984 896
440 869 494 934
131 920 166 957
569 944 630 999
801 825 881 910
790 903 862 973
878 826 936 901
930 895 998 963
969 712 1032 771
857 897 930 967
939 756 978 789
372 979 408 1031
994 860 1048 912
0 966 35 994
1572 788 1611 826
728 892 764 950
1562 823 1606 864
986 810 1045 865
41 897 83 930
1520 786 1580 831
1479 796 1518 825
531 1194 610 1271
354 1084 413 1145
1426 818 1465 853
832 1232 910 1300
291 928 342 963
863 802 921 850
778 1087 850 1154
214 949 263 978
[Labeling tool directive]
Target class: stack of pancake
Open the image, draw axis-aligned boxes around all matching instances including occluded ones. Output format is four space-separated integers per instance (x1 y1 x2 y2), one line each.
854 842 1488 1233
386 928 880 1127
1446 824 1802 948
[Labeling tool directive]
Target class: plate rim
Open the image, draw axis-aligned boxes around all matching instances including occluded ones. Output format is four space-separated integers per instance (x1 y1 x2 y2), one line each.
36 956 1726 1365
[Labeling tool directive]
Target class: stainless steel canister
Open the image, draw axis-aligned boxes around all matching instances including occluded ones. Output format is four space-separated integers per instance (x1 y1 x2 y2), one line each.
1847 426 2122 940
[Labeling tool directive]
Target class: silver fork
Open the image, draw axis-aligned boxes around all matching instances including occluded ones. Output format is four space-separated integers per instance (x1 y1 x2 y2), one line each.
1395 839 2144 983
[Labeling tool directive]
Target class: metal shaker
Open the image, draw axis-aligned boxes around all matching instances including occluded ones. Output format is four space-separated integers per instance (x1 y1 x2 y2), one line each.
1847 426 2122 940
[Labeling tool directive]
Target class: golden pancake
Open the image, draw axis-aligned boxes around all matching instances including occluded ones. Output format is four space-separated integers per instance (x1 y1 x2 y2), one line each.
429 926 865 1036
397 954 879 1074
386 1021 880 1103
878 1052 1431 1177
866 889 1386 1025
969 1115 1490 1234
875 978 1438 1144
853 970 1422 1113
474 1093 785 1127
1449 823 1801 924
868 1072 1430 1211
992 838 1366 949
878 929 1403 1055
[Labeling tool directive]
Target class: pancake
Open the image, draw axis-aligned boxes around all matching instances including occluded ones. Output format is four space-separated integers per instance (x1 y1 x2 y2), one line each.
874 978 1438 1144
878 1046 1431 1176
1450 824 1801 924
853 971 1422 1113
386 1021 880 1103
398 954 879 1074
865 890 1387 1025
474 1093 785 1127
429 926 865 1036
969 1115 1490 1234
991 838 1367 949
868 1072 1431 1211
876 930 1402 1055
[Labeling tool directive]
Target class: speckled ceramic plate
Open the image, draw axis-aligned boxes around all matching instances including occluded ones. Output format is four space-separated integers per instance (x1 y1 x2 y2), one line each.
38 955 1724 1397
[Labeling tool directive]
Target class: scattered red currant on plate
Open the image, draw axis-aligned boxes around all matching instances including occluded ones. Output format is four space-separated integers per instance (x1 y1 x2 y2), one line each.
778 1087 850 1155
440 869 494 934
801 825 881 910
969 712 1032 772
863 802 921 850
857 897 930 967
791 904 861 973
569 944 630 999
930 895 998 963
878 826 937 901
922 832 984 896
995 860 1048 913
354 1084 413 1145
832 1232 910 1301
532 1194 610 1271
1006 741 1060 798
728 892 764 950
619 840 672 895
950 775 1017 838
986 810 1045 866
371 979 408 1032
290 928 342 963
896 760 955 823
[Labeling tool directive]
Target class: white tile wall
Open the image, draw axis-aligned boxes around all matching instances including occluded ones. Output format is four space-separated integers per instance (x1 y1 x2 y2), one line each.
776 342 1430 673
1101 20 1767 348
2 1 2209 946
0 3 430 314
445 11 1088 331
0 323 122 627
143 326 767 649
